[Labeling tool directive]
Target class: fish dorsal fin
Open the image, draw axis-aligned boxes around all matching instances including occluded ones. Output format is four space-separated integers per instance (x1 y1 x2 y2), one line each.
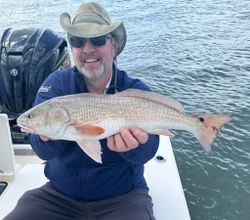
114 89 185 112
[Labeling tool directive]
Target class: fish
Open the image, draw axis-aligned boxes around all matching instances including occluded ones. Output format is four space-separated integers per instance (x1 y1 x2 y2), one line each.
17 89 232 163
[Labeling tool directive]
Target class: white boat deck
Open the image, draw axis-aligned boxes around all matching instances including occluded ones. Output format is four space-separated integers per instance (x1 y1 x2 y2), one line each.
0 114 191 219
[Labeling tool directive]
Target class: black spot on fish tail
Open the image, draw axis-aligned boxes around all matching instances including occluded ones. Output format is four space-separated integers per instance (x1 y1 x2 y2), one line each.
199 116 218 131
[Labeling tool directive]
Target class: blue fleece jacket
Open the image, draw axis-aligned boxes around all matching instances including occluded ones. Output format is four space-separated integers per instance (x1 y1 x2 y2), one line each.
29 67 159 202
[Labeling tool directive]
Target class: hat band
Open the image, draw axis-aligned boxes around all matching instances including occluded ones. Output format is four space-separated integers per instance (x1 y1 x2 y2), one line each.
73 14 109 25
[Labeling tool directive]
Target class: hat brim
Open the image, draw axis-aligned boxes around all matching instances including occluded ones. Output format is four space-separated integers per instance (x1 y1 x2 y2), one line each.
60 13 126 56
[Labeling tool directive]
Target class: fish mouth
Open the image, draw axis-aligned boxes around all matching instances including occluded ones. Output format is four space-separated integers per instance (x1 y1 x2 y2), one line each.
17 123 35 134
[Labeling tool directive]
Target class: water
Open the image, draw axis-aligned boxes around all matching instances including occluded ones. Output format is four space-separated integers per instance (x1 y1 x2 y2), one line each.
1 0 249 219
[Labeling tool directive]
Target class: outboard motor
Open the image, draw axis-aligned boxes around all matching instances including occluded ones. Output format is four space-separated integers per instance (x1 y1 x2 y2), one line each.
0 28 71 143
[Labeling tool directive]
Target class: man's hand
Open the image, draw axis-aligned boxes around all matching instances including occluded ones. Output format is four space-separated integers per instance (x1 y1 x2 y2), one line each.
107 127 148 152
39 135 50 141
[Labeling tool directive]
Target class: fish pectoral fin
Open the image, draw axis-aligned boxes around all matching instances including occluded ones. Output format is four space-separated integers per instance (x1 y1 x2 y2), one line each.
150 129 175 137
77 140 103 163
73 124 105 136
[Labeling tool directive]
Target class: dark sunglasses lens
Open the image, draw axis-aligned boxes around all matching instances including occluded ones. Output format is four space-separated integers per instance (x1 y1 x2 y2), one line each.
90 36 107 47
70 36 86 48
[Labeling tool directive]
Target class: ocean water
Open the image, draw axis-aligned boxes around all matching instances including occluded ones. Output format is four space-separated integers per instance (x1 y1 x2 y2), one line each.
0 0 249 219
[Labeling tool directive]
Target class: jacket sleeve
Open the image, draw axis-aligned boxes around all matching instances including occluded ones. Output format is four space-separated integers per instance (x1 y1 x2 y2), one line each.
29 72 68 160
117 72 160 164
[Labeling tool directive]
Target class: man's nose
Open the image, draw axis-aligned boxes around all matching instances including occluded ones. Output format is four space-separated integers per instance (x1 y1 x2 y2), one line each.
82 39 95 52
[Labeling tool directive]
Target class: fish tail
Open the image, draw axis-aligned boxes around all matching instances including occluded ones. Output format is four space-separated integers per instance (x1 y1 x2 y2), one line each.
194 114 232 152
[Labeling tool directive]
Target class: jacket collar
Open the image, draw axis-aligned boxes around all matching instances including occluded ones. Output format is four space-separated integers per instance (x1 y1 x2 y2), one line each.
73 64 121 94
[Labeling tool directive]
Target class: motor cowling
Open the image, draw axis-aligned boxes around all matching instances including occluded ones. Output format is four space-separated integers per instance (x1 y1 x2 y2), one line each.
0 28 71 143
0 28 70 117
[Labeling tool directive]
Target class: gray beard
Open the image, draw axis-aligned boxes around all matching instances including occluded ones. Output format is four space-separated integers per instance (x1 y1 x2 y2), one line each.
79 65 105 80
77 61 113 81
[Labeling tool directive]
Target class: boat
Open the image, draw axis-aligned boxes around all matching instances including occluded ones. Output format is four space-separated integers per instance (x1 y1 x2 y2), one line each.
0 113 191 219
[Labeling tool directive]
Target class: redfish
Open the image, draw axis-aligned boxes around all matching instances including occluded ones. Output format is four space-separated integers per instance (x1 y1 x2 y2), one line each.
17 89 232 163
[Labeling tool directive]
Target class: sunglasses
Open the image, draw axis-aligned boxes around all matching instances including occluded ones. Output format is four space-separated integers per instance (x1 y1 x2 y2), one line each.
70 35 112 48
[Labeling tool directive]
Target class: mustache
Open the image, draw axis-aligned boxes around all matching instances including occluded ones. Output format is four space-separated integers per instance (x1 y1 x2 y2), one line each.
80 53 101 61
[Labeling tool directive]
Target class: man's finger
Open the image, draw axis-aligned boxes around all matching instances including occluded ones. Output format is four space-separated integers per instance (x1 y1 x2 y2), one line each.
130 127 148 144
120 128 138 149
39 135 50 141
107 136 115 150
114 133 128 151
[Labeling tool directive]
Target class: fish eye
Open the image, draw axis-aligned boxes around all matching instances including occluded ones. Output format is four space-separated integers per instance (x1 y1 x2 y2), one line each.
27 114 32 119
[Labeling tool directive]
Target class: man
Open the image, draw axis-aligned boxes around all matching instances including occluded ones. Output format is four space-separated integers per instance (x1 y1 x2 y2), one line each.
4 2 159 220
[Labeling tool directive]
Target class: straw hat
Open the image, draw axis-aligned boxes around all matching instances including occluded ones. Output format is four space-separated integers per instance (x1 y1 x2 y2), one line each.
60 2 126 56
